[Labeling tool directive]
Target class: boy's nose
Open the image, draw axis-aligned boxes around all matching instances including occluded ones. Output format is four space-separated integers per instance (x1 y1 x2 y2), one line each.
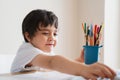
48 35 54 41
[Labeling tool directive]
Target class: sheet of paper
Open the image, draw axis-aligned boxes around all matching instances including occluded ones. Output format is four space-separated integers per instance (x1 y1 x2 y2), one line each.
0 71 84 80
0 70 120 80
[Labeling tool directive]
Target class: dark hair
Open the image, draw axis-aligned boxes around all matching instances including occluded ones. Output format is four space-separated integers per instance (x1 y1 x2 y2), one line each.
22 9 58 42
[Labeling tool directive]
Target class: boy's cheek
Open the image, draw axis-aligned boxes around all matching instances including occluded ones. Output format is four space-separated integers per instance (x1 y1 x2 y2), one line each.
53 41 57 47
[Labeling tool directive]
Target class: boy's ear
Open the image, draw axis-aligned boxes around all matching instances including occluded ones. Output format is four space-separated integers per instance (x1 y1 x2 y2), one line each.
24 32 31 42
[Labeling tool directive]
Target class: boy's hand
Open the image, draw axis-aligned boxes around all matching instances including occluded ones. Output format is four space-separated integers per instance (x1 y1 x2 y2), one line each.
75 49 84 63
79 62 116 80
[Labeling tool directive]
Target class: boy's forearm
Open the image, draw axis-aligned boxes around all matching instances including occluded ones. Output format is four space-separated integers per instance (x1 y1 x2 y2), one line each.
50 55 84 75
75 57 84 63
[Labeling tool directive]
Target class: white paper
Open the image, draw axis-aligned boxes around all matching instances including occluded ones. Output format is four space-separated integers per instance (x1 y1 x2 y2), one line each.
0 70 120 80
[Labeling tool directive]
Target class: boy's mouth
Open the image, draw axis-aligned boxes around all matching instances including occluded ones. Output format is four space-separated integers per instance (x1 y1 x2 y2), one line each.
46 44 54 46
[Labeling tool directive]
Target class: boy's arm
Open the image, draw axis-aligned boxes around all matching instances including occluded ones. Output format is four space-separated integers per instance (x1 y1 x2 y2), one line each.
28 54 116 79
29 54 84 75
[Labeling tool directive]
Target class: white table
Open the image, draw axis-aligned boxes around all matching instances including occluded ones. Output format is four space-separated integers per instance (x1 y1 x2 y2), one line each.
0 71 84 80
0 70 120 80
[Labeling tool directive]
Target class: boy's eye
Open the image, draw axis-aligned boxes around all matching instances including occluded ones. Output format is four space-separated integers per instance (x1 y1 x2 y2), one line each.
54 33 58 36
41 31 58 36
42 32 49 35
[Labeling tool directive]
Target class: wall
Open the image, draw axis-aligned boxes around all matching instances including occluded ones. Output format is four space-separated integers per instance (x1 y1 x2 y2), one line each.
78 0 104 62
0 0 104 62
0 0 80 59
1 0 119 73
104 0 120 69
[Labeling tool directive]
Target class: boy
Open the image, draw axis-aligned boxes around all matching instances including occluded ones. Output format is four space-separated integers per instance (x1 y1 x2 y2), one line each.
11 9 116 80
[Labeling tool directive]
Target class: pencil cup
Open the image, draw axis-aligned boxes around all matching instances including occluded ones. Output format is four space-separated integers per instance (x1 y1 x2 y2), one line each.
83 45 103 64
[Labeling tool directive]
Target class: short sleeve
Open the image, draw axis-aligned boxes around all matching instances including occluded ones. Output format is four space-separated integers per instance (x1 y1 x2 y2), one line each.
11 42 48 72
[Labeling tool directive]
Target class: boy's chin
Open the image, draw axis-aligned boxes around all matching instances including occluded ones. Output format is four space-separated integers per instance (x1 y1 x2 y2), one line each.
43 49 53 53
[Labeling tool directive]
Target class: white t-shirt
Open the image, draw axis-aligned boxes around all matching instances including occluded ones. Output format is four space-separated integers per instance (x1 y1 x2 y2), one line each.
11 42 54 73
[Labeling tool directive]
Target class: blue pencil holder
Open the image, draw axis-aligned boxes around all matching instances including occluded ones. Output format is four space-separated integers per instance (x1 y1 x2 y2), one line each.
83 45 103 64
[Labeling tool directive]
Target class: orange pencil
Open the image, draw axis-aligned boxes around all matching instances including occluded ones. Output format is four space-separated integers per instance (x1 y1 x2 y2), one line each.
82 23 85 33
88 35 94 46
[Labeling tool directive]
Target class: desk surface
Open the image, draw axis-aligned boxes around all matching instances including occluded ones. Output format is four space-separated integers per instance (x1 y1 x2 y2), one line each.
0 71 120 80
0 71 84 80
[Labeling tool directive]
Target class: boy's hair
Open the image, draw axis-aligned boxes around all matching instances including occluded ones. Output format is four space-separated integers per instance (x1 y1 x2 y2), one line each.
22 9 58 42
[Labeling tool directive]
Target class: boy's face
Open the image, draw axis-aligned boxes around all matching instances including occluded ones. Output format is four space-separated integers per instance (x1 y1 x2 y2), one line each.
26 25 58 53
